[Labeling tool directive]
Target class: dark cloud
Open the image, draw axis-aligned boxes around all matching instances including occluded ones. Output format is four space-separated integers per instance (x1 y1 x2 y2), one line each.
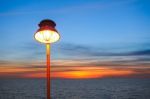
24 65 45 69
0 60 10 65
58 43 150 57
127 49 150 56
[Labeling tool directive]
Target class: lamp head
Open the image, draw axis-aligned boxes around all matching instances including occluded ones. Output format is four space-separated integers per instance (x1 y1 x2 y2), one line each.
34 19 60 44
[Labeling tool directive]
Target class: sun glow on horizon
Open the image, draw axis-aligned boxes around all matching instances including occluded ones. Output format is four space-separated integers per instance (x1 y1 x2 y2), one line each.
20 69 135 79
51 69 134 79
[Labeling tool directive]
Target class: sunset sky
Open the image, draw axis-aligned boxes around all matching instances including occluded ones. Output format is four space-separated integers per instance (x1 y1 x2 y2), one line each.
0 0 150 79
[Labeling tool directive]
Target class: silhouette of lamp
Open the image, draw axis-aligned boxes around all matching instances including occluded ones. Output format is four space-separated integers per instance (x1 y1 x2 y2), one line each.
34 19 60 99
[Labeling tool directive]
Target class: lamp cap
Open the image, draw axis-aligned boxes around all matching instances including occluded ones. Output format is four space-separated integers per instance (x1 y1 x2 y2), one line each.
38 19 56 28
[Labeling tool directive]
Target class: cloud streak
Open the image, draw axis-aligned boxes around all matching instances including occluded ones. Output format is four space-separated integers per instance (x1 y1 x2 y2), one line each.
0 53 149 78
57 43 150 57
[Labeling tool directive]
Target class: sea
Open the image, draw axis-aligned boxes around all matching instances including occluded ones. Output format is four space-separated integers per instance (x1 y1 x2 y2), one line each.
0 78 150 99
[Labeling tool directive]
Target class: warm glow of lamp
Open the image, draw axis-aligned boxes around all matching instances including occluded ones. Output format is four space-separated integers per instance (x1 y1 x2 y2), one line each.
34 19 60 44
35 30 60 43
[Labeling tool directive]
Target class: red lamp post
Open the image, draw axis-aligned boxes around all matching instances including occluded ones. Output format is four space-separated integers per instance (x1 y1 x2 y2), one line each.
34 19 60 99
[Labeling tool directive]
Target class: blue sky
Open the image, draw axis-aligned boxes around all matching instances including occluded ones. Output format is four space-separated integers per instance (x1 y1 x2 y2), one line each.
0 0 150 78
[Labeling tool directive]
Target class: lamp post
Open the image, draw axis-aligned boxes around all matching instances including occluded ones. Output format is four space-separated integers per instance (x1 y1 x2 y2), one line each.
34 19 60 99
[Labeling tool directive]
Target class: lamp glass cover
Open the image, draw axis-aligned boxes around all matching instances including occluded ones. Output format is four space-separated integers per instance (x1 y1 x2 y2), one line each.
35 30 60 44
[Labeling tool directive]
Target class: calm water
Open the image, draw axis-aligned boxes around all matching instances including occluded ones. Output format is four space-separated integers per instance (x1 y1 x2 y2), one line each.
0 78 150 99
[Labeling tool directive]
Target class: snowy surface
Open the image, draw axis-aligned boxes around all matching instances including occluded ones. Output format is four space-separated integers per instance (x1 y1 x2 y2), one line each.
0 78 150 99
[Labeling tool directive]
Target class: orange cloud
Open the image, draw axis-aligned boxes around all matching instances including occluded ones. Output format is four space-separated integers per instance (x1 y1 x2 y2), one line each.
0 60 149 79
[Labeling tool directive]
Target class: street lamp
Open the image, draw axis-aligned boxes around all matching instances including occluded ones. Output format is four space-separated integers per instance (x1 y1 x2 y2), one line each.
34 19 60 99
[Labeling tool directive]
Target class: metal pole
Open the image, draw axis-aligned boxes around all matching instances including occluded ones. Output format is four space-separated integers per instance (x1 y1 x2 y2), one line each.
46 44 50 99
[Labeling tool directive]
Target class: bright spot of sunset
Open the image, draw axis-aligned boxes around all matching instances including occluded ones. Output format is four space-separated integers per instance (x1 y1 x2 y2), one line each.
52 69 134 79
